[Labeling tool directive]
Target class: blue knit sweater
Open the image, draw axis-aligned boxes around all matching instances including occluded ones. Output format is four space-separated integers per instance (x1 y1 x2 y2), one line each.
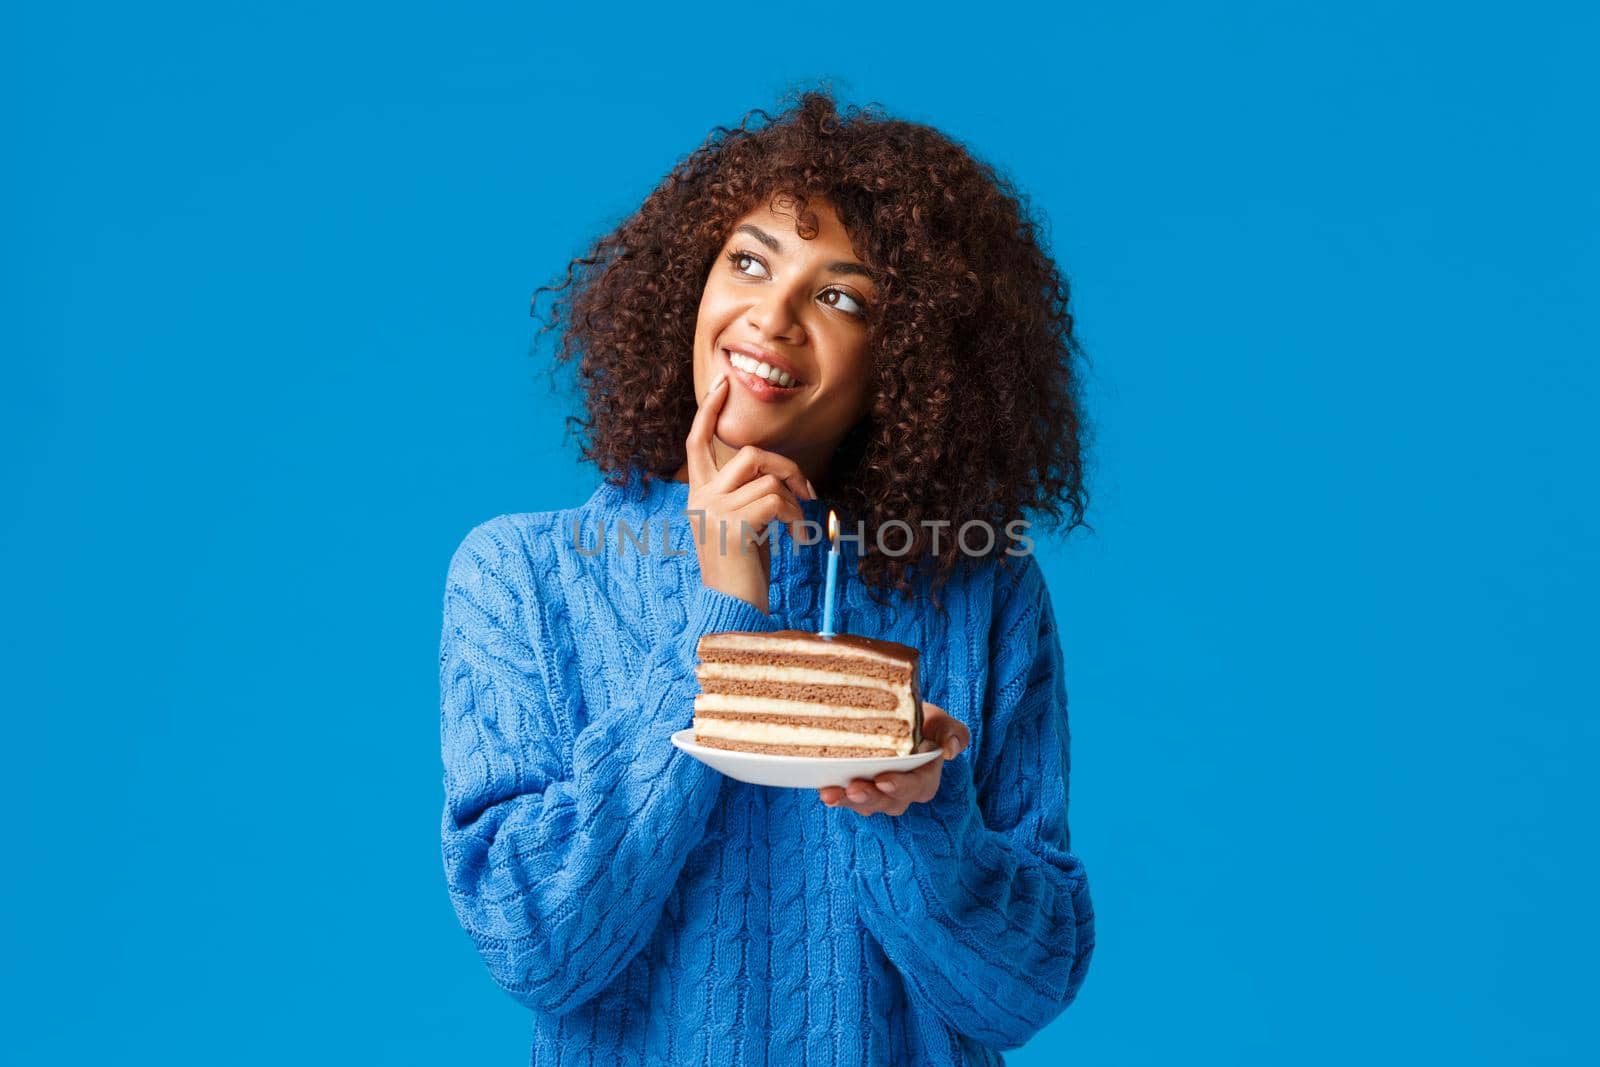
438 472 1094 1065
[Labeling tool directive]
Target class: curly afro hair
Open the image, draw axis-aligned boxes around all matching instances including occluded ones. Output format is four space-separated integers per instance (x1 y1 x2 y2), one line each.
533 88 1089 605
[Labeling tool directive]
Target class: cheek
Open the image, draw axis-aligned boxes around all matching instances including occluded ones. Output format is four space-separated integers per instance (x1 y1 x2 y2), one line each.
833 340 875 418
695 277 740 339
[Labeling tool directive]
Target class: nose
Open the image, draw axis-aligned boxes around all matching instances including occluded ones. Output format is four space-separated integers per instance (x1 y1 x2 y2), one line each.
745 289 806 345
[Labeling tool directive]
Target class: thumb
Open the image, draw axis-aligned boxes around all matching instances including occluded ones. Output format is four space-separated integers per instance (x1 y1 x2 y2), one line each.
923 718 966 760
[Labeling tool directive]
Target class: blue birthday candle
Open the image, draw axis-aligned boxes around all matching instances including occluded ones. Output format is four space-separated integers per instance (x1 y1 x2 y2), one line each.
820 509 840 637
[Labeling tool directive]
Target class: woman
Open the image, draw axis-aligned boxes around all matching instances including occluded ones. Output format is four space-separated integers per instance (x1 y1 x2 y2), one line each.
439 91 1094 1066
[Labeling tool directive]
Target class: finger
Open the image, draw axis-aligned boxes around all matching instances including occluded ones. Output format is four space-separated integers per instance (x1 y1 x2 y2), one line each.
684 374 729 486
725 473 801 514
732 493 806 548
712 444 815 501
877 764 930 787
880 757 940 791
887 757 942 800
729 493 799 527
843 778 889 812
821 784 879 813
726 477 805 546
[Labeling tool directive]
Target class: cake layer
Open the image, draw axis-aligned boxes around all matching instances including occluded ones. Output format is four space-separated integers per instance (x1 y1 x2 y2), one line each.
697 648 910 683
696 676 898 710
695 661 896 690
695 693 913 722
692 716 912 750
695 736 899 758
692 709 907 733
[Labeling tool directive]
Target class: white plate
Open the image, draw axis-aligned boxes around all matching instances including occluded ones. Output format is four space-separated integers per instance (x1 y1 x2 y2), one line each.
671 728 941 789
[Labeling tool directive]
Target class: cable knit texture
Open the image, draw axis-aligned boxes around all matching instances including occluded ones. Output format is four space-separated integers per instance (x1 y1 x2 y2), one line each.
439 472 1094 1066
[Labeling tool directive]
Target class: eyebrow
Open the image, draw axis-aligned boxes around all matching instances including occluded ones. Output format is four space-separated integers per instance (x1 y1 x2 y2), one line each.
735 223 874 281
735 223 783 253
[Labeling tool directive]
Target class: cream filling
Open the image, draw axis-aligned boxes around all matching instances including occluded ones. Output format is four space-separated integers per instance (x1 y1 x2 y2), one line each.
696 662 893 690
694 716 911 751
694 692 914 720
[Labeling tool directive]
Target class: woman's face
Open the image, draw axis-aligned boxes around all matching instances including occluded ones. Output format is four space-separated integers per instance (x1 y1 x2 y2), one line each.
690 195 876 479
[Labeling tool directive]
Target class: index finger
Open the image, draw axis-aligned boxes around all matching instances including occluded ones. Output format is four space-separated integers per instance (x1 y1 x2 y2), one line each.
685 373 729 486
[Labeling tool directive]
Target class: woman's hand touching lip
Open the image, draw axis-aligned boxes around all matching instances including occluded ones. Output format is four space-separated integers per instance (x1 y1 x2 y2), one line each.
683 373 817 615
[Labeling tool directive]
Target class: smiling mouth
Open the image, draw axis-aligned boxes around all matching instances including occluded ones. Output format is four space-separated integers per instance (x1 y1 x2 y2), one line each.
722 348 804 392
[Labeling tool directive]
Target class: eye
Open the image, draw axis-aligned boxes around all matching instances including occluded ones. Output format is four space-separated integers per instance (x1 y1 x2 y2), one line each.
820 287 867 318
726 250 770 279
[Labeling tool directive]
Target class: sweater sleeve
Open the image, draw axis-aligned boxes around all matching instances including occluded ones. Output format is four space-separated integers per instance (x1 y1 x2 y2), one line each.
438 516 777 1016
842 556 1095 1050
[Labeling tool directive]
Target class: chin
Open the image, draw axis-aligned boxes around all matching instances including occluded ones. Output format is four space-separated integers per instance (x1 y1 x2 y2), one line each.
714 414 795 456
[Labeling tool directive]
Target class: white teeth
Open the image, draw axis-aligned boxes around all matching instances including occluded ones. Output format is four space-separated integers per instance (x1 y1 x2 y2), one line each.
727 351 796 387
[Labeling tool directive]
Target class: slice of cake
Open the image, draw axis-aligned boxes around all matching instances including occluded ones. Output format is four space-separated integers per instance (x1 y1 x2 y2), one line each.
693 630 923 758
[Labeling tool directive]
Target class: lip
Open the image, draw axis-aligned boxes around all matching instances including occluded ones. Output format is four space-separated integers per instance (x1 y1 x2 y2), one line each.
720 345 806 403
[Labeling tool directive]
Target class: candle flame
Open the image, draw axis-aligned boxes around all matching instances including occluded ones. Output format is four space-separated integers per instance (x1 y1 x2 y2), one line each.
827 509 839 545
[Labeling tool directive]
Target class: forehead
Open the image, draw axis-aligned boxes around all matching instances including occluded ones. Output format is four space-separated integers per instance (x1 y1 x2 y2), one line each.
729 196 854 253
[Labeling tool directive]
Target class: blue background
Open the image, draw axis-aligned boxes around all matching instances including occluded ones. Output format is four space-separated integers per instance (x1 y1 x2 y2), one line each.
6 2 1596 1063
